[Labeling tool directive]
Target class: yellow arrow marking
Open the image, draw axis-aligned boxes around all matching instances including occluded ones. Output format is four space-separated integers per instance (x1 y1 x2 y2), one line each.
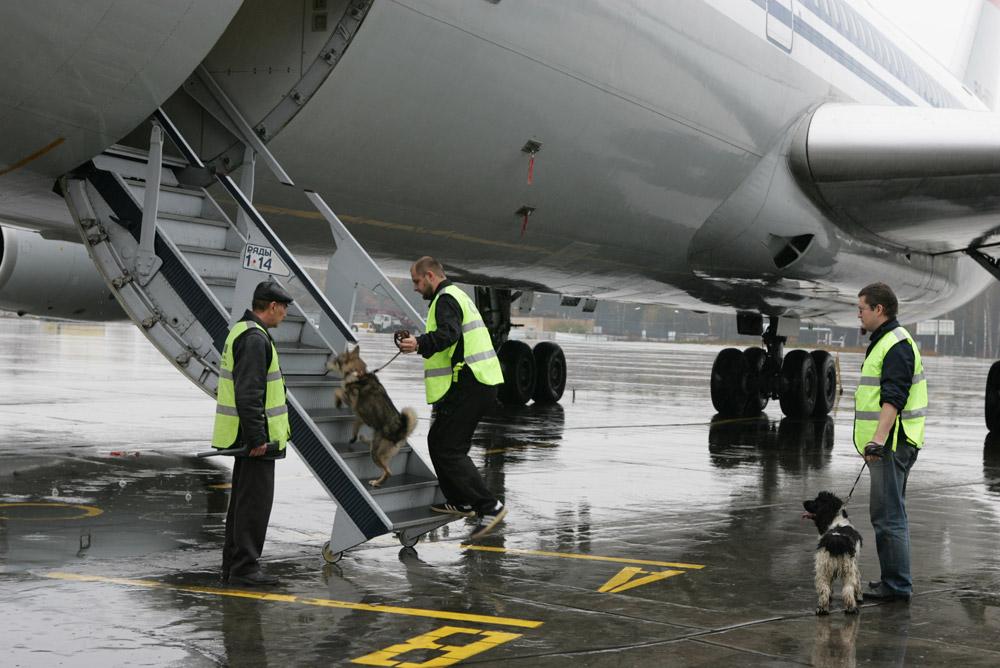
597 567 686 594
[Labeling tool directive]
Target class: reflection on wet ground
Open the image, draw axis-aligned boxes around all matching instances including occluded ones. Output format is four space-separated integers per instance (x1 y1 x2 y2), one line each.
2 320 1000 665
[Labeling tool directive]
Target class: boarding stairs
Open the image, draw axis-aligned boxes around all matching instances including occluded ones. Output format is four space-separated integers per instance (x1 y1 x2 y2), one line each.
59 108 453 561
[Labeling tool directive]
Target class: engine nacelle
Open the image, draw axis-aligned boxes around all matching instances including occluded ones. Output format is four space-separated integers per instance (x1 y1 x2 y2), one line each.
0 225 124 321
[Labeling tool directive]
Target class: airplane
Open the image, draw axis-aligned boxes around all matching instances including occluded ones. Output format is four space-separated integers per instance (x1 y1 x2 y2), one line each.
3 0 1000 431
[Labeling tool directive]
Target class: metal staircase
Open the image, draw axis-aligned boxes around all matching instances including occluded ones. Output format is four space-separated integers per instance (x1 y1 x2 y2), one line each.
59 108 456 562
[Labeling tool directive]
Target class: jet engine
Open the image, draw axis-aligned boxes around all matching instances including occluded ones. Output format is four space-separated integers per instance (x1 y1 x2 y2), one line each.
0 225 123 321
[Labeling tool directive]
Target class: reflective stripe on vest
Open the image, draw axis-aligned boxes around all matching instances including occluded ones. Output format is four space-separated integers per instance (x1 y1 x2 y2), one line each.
424 285 504 403
212 320 291 450
853 326 927 453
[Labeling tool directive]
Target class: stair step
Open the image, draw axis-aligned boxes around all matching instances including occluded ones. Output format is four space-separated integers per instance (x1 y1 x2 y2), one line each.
386 507 455 531
157 212 229 250
308 409 354 423
368 474 436 494
159 210 229 228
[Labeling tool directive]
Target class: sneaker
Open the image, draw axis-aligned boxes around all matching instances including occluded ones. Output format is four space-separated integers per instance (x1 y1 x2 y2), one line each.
469 503 508 540
430 502 474 517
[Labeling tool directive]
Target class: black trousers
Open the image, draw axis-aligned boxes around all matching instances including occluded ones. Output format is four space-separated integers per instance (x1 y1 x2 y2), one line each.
223 455 275 577
428 373 498 516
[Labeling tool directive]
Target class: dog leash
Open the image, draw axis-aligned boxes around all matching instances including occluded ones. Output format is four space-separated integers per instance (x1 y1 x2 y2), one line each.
843 460 868 506
371 350 402 374
370 329 411 375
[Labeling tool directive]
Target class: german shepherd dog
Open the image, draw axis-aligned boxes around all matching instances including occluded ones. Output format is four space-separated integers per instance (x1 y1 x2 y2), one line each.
802 491 863 615
327 346 417 487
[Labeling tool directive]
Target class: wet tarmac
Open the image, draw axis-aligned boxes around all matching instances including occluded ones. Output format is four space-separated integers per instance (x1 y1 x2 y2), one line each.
2 318 1000 666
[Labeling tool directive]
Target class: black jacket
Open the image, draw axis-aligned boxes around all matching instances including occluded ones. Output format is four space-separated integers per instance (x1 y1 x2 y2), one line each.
231 310 275 448
865 318 915 447
416 280 464 363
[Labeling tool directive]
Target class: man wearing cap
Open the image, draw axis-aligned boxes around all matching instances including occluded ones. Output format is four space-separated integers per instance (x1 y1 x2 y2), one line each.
212 279 293 586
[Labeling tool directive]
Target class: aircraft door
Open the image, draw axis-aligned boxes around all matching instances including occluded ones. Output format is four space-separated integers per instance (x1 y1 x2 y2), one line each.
766 0 794 52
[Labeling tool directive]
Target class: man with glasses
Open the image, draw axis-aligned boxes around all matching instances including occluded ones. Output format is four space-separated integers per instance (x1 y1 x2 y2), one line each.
212 279 293 586
855 282 927 603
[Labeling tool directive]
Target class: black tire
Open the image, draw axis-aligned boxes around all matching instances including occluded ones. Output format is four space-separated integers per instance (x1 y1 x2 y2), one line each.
779 349 817 418
743 346 769 413
711 348 749 416
531 342 566 404
986 361 1000 432
810 350 837 417
498 340 536 406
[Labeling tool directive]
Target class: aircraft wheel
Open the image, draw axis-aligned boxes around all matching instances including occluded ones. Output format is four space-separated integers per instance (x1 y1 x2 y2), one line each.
743 346 769 413
322 541 343 564
498 340 536 406
986 361 1000 432
779 349 817 418
811 350 837 417
711 348 749 416
532 342 566 404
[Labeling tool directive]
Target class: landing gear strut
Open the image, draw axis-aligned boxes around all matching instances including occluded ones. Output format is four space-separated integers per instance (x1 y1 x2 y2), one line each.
710 315 838 418
474 287 567 406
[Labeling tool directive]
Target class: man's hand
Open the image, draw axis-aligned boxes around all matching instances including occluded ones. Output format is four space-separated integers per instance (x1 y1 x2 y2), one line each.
250 443 268 457
397 335 418 354
863 441 884 463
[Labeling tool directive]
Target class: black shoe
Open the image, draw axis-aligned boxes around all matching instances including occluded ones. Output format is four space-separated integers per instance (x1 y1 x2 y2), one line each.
862 586 910 602
469 503 508 541
430 502 474 517
868 580 883 590
220 572 229 584
229 570 279 586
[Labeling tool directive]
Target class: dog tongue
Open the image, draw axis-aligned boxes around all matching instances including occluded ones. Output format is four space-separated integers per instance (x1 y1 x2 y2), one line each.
801 512 816 520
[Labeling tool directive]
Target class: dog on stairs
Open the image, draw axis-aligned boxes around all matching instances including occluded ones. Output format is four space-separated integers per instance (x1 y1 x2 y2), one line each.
802 491 863 615
327 346 417 487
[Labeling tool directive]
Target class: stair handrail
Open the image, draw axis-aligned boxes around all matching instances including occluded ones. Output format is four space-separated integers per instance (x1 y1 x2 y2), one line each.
153 107 357 345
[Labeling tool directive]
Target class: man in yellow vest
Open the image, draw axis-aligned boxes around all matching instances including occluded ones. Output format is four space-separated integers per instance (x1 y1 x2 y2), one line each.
855 282 927 603
212 279 293 586
396 256 507 539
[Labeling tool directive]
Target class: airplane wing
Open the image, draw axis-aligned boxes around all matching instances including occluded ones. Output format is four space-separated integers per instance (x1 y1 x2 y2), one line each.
791 104 1000 255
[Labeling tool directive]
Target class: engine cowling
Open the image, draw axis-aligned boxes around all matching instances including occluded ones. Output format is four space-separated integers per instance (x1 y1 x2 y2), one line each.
0 225 123 321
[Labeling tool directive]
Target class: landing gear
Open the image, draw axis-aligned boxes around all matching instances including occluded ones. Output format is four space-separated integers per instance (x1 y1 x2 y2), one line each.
476 287 568 406
779 349 817 418
532 341 567 404
498 340 536 405
710 315 838 418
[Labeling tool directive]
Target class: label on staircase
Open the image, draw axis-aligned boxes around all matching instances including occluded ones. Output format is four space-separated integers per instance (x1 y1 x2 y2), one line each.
242 242 290 276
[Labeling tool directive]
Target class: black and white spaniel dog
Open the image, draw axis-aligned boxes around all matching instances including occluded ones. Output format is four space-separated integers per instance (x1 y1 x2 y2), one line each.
802 491 863 615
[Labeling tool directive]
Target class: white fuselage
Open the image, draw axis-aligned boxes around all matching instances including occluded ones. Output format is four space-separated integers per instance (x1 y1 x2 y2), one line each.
0 0 993 325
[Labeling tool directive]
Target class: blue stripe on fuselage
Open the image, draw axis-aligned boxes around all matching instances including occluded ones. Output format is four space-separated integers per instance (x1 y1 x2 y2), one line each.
746 0 958 108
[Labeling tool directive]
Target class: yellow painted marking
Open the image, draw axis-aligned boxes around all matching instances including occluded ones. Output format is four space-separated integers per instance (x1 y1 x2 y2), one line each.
44 572 541 628
208 483 232 490
597 566 685 593
0 502 103 521
461 545 705 570
255 204 547 253
0 137 65 176
352 625 522 666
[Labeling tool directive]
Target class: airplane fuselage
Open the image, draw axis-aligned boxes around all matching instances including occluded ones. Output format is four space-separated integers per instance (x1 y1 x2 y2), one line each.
0 0 993 325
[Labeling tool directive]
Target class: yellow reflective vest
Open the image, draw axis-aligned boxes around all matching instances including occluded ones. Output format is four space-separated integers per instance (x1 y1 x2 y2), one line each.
853 326 927 454
424 284 504 403
212 319 290 450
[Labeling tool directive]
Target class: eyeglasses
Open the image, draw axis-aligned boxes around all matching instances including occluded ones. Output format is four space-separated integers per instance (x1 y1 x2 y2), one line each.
858 304 878 313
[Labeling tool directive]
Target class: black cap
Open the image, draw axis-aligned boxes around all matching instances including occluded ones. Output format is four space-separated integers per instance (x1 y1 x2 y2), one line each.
253 280 293 304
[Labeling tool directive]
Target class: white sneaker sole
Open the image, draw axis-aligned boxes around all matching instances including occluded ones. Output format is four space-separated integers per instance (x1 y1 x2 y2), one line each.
431 505 474 517
469 506 508 540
